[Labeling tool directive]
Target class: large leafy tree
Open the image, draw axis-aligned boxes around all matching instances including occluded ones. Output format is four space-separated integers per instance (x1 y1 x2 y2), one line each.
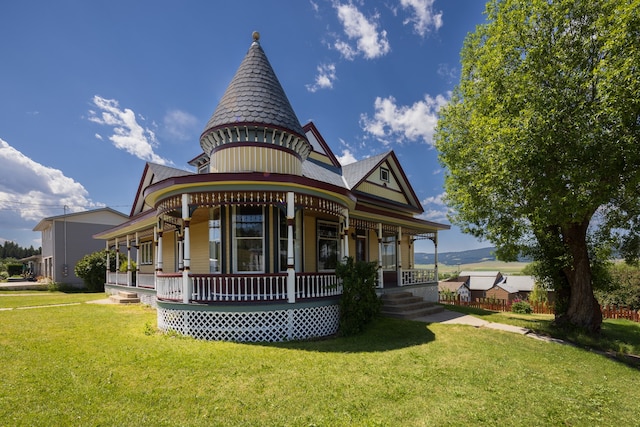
435 0 640 333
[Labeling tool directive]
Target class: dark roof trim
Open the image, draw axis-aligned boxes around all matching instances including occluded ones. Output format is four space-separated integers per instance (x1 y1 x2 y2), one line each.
143 171 356 203
302 121 341 168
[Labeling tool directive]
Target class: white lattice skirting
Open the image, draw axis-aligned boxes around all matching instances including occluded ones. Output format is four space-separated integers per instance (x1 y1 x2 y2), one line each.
157 303 340 342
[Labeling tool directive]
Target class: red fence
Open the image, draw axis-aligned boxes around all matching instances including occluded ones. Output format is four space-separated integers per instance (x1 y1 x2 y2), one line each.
439 295 640 322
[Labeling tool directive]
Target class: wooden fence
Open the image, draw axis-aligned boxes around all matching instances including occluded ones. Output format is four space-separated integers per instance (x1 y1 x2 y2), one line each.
439 295 640 322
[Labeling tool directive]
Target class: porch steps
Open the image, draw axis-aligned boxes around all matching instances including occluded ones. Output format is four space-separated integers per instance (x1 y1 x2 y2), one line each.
109 291 140 304
380 292 443 320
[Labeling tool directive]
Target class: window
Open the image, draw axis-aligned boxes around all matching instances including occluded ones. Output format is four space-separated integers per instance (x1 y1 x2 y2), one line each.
380 167 389 183
233 206 264 272
279 209 302 272
381 235 396 269
140 241 153 265
279 212 288 271
209 208 221 273
355 230 367 262
317 221 339 271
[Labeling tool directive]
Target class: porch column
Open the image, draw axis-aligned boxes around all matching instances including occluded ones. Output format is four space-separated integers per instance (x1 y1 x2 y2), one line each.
115 237 120 286
126 234 132 286
377 223 384 288
105 241 110 285
182 194 191 304
134 232 140 286
156 220 163 273
397 227 402 286
178 232 184 271
434 232 439 283
342 209 349 261
286 191 295 303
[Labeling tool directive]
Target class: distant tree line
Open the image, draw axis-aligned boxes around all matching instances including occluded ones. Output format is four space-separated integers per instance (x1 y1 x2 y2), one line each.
0 241 41 259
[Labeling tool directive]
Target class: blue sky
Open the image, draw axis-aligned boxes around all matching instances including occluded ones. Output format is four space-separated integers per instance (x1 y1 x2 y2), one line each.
0 0 490 254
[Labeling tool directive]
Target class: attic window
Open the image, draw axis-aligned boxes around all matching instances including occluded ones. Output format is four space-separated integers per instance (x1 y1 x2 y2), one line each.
380 167 389 183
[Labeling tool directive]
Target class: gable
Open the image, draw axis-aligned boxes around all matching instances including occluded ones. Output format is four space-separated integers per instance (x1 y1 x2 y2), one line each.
303 122 341 169
349 152 422 211
130 163 193 216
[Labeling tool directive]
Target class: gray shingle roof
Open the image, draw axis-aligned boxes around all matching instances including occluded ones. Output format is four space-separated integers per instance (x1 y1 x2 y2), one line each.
147 163 193 183
302 160 347 188
202 37 305 137
342 151 389 189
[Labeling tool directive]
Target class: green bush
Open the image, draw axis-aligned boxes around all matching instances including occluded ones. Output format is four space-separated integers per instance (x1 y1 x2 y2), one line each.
7 263 23 277
74 250 122 292
511 299 533 314
334 257 381 336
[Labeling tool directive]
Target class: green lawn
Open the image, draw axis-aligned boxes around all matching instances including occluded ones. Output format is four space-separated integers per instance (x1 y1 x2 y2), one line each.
442 303 640 357
0 290 104 309
1 293 640 426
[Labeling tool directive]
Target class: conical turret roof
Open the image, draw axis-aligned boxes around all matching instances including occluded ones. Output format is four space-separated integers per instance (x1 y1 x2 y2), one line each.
202 32 305 137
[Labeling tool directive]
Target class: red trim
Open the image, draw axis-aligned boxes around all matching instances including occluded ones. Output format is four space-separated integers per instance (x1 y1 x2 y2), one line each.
354 203 450 230
143 171 355 202
302 121 341 168
129 163 151 217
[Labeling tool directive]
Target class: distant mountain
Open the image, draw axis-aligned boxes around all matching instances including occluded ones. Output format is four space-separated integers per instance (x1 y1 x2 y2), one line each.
415 247 499 265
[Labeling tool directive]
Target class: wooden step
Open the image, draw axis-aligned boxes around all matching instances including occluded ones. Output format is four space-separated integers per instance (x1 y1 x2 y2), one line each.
109 291 140 304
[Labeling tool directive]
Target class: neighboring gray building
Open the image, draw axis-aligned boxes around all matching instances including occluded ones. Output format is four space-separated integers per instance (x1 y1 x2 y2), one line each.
33 208 129 285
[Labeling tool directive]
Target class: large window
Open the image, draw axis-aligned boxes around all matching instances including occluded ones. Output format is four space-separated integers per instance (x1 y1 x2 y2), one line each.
382 235 396 270
234 206 264 272
317 220 339 271
140 241 153 265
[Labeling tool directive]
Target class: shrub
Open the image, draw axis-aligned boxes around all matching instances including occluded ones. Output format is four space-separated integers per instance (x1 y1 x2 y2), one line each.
74 250 122 292
511 299 532 314
7 263 23 277
334 257 381 336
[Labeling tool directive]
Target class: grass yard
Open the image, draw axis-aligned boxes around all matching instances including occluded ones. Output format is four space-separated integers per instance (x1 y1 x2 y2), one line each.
416 261 530 275
0 290 103 309
443 304 640 357
1 293 640 426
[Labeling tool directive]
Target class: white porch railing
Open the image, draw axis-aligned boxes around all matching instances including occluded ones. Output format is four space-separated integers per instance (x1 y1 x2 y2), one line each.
107 271 129 286
400 268 436 286
136 273 156 289
156 274 183 300
296 273 342 298
154 272 342 303
191 274 287 302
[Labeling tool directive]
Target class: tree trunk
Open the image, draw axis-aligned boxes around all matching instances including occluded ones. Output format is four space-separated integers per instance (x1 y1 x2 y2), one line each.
559 220 602 333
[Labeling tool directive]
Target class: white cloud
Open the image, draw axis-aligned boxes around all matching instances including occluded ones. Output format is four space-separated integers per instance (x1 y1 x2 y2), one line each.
0 138 101 224
333 2 390 60
88 96 171 165
360 93 449 145
420 208 448 223
420 192 448 222
422 192 445 206
163 109 199 142
399 0 443 37
306 63 337 92
337 149 358 165
94 133 103 140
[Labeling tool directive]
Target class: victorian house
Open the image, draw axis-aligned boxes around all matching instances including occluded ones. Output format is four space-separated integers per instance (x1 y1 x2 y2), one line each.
96 33 449 342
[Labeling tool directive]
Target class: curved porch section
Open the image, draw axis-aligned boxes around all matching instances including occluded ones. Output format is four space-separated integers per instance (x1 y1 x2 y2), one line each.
157 299 340 342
